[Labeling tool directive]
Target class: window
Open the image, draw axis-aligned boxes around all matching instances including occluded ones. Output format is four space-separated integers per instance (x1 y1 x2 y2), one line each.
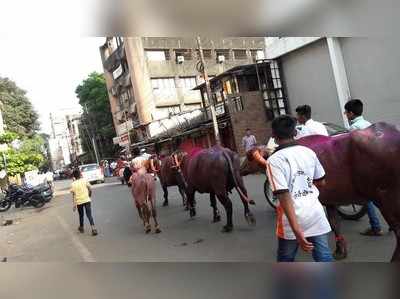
233 49 247 60
258 61 288 120
180 77 197 89
174 49 192 61
231 96 244 112
151 78 177 99
151 78 176 90
216 49 230 60
195 49 212 59
146 50 169 61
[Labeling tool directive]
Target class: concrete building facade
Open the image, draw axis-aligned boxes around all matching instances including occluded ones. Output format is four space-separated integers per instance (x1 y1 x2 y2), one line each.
265 37 400 127
49 108 84 169
99 37 266 150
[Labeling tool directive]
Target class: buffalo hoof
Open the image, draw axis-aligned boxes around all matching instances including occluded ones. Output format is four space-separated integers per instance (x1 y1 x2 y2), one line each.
213 215 221 223
145 227 151 234
249 200 256 205
162 201 169 207
190 208 196 218
333 242 347 260
245 213 256 226
155 227 162 234
222 225 233 233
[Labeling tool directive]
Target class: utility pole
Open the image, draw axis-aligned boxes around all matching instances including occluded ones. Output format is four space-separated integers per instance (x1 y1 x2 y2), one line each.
196 36 221 145
83 104 100 164
124 110 132 158
91 136 100 164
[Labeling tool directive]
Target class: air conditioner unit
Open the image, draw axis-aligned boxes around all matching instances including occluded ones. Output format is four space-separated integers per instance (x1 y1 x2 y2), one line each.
177 55 185 64
256 51 265 60
217 55 225 63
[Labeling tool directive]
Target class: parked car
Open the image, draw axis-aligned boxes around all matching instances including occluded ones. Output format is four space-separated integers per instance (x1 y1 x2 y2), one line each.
322 122 348 136
79 164 105 184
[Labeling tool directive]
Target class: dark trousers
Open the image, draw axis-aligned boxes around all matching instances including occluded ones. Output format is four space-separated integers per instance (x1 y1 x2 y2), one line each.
77 202 94 227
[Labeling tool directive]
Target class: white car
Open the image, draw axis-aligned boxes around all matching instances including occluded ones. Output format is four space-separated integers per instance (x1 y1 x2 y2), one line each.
79 164 105 184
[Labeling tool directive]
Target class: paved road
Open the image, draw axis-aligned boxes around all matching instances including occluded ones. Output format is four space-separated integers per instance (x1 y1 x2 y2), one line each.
0 175 395 262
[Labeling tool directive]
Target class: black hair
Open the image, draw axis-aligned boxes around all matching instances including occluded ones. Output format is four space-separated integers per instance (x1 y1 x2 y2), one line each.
246 128 251 131
344 99 363 116
295 105 312 119
73 169 81 180
271 115 297 140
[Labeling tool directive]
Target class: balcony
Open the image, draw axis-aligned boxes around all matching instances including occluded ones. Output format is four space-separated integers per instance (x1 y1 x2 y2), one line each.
103 46 125 72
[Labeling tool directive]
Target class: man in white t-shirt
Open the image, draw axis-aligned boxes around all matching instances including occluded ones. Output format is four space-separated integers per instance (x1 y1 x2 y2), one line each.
266 115 333 262
295 105 328 139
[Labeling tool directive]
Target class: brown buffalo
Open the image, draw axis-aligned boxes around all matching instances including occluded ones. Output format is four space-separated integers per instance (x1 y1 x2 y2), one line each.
152 155 187 208
129 170 161 234
174 146 256 232
241 122 400 262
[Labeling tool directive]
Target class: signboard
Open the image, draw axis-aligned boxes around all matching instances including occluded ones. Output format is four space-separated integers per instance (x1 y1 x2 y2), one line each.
0 144 8 152
112 136 120 145
119 133 129 147
215 104 225 116
117 120 133 135
112 64 123 79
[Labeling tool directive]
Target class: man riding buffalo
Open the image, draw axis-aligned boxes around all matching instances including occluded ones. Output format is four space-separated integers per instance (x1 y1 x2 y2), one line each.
172 146 256 232
243 121 400 262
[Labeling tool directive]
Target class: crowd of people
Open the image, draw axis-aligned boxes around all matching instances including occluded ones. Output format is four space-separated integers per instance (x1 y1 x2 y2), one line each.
68 98 383 262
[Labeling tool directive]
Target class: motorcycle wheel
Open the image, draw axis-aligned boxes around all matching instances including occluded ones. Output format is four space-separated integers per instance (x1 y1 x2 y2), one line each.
0 199 12 212
264 178 278 210
337 204 368 221
31 197 46 208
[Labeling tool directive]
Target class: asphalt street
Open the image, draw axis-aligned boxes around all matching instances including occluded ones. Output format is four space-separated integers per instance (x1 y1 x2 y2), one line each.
0 175 395 262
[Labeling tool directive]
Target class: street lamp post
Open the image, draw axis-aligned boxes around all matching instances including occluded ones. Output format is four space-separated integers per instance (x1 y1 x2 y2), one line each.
196 36 221 146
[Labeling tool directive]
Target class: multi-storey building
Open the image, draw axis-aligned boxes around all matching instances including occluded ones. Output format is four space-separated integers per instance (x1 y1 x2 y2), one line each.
99 37 266 150
66 114 84 162
48 108 84 169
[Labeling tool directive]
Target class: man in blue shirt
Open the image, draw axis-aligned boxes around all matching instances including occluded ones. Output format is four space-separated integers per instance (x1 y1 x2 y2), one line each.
344 99 383 236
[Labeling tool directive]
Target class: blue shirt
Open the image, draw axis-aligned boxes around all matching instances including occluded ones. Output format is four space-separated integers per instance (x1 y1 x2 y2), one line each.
349 116 371 131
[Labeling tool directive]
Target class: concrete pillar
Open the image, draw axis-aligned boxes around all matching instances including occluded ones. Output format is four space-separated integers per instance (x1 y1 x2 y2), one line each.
124 37 155 125
102 71 120 133
327 37 351 128
174 76 185 112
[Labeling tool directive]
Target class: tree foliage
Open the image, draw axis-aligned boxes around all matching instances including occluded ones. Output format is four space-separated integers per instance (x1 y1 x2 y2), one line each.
0 132 46 176
0 77 40 135
75 72 118 159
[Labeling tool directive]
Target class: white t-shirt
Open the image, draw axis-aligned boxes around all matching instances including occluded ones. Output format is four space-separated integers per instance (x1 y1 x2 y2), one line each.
296 119 328 139
266 144 331 240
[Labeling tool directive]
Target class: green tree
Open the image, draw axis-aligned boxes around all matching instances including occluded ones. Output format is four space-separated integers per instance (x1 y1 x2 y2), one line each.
0 77 40 135
0 131 46 176
75 72 119 159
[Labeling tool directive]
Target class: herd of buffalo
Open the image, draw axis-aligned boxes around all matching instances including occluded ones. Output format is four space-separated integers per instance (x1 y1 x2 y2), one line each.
147 122 400 262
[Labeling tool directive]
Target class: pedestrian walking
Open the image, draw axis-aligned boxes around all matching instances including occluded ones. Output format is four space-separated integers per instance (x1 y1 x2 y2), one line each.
266 115 333 262
344 99 383 236
70 169 98 236
242 128 257 153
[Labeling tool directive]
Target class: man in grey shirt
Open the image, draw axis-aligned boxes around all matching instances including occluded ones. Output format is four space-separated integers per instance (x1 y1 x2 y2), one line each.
242 128 257 153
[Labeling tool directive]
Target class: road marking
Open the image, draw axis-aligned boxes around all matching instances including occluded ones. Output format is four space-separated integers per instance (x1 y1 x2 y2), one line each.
56 214 96 262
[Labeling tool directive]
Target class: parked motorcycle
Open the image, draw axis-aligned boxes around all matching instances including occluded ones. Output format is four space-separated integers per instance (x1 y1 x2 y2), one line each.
0 184 51 212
